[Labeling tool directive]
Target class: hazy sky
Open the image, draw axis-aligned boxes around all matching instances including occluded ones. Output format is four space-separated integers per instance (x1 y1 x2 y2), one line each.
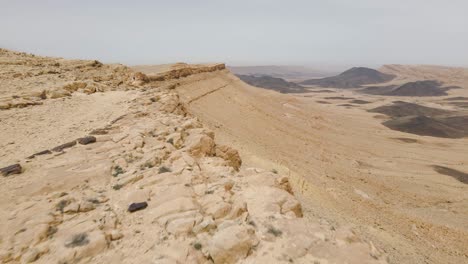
1 0 467 67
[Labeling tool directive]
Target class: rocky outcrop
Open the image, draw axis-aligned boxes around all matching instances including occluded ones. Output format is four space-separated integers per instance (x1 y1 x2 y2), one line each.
148 63 226 82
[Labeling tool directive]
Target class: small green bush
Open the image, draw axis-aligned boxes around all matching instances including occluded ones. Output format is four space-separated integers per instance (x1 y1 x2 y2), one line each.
158 166 171 174
193 242 202 250
112 166 124 177
267 226 282 237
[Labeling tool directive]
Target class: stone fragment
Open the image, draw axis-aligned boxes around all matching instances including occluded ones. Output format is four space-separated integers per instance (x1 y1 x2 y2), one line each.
0 164 22 176
128 202 148 213
51 141 76 152
108 230 123 241
77 136 97 145
27 150 52 159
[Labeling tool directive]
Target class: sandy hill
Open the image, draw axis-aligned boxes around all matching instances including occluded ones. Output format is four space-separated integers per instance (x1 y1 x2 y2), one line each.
300 67 395 88
0 49 384 264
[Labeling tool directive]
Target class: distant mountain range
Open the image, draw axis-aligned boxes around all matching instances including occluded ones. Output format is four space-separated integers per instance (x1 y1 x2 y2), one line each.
229 65 336 82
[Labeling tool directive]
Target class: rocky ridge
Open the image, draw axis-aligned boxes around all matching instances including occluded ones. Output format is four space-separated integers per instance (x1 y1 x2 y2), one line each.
0 49 386 263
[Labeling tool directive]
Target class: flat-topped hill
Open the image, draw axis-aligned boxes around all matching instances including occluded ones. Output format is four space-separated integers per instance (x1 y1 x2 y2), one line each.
300 67 395 88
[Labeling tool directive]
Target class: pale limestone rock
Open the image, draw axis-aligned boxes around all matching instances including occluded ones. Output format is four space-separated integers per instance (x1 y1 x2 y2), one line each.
215 145 242 171
224 180 235 192
150 197 198 221
107 230 123 241
159 94 182 113
225 199 247 220
166 217 197 236
125 189 151 205
59 231 108 263
216 220 238 230
157 210 200 227
63 202 80 214
131 72 149 86
166 132 183 148
185 133 215 157
21 248 39 263
113 158 128 170
0 102 11 109
284 234 315 259
132 136 145 149
79 200 96 212
276 175 294 194
83 84 97 94
47 89 71 99
180 119 202 130
31 223 52 245
242 186 302 218
199 195 232 220
112 133 128 143
98 212 119 231
193 216 216 234
208 225 258 264
63 82 87 92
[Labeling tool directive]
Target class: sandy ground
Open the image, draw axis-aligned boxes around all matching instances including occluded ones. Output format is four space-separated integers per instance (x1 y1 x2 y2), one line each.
146 67 468 264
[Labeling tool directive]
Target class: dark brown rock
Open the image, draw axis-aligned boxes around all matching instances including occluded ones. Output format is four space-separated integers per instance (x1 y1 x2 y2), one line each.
77 136 96 145
27 149 52 159
128 202 148 213
1 164 22 176
52 141 77 152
